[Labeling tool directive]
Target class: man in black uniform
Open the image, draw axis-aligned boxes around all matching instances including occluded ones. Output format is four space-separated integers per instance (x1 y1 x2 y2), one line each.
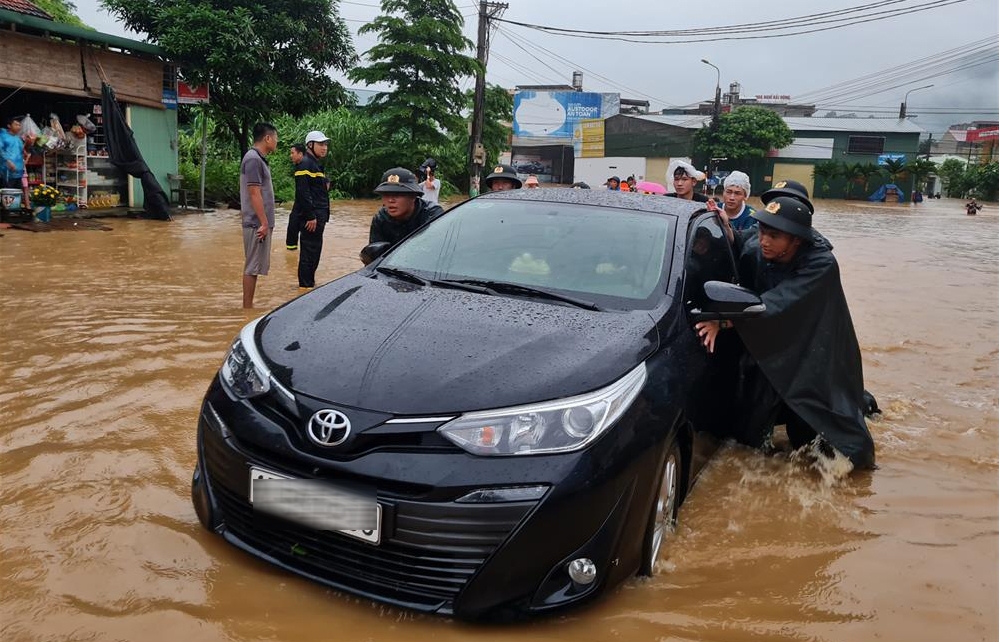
695 186 876 470
368 167 444 246
285 143 306 251
294 131 331 288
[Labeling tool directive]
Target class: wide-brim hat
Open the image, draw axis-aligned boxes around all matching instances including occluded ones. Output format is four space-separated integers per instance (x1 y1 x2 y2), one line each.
374 167 424 195
485 164 522 189
751 195 812 239
761 179 814 213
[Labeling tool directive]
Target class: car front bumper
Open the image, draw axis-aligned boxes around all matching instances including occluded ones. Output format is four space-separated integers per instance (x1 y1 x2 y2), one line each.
192 377 668 620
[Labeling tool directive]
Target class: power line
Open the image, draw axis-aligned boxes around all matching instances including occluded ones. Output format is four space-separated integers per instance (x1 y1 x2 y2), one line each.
495 0 969 44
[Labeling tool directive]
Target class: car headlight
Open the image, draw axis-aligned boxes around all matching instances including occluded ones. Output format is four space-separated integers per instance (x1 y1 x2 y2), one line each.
438 363 646 456
218 317 296 416
220 318 272 399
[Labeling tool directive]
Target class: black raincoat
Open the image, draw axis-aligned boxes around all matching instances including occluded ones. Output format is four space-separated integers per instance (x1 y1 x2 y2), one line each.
733 229 876 469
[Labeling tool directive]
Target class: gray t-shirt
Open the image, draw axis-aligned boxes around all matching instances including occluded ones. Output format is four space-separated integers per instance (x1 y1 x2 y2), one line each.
240 148 275 228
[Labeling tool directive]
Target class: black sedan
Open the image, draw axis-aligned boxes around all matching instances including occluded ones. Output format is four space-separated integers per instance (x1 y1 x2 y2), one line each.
191 189 763 620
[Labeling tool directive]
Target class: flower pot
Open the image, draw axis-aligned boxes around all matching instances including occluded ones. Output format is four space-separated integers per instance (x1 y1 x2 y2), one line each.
34 206 51 223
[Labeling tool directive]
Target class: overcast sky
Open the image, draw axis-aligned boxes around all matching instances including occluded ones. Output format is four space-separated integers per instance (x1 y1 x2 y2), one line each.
73 0 998 135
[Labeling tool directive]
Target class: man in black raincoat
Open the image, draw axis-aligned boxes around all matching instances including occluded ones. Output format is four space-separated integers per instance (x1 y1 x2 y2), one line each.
696 181 876 470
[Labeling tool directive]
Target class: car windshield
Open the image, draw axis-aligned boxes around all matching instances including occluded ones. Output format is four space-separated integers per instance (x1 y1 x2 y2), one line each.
382 198 674 309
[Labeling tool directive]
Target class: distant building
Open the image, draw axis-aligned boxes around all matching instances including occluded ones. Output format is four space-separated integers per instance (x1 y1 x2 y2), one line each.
573 114 923 197
930 121 998 162
660 82 817 118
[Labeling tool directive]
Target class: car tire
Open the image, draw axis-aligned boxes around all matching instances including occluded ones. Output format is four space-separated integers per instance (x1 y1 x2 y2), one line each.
638 439 682 577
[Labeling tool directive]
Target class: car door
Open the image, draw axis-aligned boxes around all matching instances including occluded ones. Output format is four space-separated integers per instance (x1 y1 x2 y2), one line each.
681 214 742 460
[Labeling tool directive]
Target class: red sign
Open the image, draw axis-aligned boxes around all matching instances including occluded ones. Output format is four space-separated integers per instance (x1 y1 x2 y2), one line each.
177 81 209 104
967 127 998 143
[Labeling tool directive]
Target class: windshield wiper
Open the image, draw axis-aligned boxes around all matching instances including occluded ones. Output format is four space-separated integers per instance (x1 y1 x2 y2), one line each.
375 266 428 286
444 279 602 311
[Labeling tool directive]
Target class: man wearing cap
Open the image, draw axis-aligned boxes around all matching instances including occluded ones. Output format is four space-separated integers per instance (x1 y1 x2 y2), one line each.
484 164 522 191
419 158 441 206
368 167 445 246
665 160 711 202
721 171 756 231
695 185 876 470
293 131 332 288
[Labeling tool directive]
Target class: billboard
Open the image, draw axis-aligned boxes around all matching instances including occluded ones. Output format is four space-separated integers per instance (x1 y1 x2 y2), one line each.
513 91 619 146
178 81 210 104
574 118 605 158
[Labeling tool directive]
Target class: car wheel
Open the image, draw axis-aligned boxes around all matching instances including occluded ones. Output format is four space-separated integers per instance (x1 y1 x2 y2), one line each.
638 440 682 576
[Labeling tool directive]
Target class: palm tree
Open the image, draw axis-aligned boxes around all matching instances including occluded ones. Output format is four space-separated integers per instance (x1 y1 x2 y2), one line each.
858 162 882 197
812 160 840 197
881 158 908 185
841 162 864 199
906 158 938 196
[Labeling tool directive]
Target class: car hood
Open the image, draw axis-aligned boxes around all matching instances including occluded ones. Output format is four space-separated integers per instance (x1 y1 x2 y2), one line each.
258 273 658 415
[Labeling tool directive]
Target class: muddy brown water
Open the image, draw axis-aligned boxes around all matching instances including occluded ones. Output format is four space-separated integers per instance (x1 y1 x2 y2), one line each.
1 196 996 642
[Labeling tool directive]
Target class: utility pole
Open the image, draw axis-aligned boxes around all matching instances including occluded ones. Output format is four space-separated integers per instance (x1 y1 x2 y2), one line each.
469 1 507 197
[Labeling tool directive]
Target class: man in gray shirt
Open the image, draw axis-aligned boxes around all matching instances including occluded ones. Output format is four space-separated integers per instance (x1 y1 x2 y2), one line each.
240 122 278 308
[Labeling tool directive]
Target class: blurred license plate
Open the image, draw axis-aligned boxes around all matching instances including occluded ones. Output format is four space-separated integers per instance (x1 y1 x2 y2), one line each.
249 467 381 544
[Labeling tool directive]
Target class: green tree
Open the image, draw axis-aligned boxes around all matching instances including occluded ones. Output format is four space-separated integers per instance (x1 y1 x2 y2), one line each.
905 158 937 195
968 161 999 200
841 162 864 198
694 106 794 164
101 0 357 155
35 0 88 26
812 160 840 197
858 162 882 196
349 0 480 149
937 158 967 197
880 157 908 184
473 83 513 167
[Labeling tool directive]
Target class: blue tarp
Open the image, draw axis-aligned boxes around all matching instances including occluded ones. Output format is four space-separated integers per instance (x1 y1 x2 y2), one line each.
868 183 905 203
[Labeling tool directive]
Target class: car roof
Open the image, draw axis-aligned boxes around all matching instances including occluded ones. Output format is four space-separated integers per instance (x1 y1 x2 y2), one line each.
475 188 708 226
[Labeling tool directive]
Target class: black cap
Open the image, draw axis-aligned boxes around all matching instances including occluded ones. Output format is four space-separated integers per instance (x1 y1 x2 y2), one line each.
420 157 437 170
374 168 424 195
571 182 591 189
761 180 814 213
484 164 522 189
751 196 813 239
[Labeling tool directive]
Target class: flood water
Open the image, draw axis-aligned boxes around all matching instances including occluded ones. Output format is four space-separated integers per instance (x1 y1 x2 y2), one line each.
1 196 996 642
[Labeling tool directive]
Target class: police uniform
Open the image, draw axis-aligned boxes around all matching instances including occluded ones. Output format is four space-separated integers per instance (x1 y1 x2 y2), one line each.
369 168 444 246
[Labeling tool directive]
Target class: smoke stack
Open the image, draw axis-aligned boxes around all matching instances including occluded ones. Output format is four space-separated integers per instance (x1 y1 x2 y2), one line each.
572 71 583 92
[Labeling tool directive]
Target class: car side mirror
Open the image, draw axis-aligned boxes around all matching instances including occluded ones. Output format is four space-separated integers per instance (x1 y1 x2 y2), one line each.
689 281 765 321
360 242 392 266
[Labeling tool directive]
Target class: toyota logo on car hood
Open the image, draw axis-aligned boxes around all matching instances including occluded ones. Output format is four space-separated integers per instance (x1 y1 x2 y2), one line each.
307 409 351 446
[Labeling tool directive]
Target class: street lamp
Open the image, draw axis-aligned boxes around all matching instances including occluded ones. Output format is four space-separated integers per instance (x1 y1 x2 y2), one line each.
701 59 721 123
899 84 934 120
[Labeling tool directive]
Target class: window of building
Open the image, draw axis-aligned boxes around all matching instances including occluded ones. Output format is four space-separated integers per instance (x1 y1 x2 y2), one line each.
847 136 885 155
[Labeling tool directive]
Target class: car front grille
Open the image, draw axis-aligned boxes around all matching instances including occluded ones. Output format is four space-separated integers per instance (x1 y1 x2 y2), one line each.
202 426 536 612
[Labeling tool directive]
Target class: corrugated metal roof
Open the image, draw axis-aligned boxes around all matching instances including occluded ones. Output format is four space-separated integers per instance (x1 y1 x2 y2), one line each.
629 113 924 134
0 8 166 57
0 0 50 19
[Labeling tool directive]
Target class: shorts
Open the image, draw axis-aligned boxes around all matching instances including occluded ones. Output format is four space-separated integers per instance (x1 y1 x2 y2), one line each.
243 226 272 276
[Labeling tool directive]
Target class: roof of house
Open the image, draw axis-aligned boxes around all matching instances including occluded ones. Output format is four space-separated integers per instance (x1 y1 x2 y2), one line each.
0 0 50 19
626 114 924 134
0 7 165 57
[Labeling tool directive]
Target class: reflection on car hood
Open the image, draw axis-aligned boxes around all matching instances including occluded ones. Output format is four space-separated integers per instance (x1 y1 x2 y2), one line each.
258 273 658 414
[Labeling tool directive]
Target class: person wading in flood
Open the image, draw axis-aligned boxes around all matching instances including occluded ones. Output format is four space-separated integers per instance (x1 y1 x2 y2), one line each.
695 181 877 470
293 131 331 289
239 122 278 308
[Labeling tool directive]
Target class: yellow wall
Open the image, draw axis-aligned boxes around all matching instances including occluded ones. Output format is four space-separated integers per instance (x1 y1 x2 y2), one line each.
770 163 815 197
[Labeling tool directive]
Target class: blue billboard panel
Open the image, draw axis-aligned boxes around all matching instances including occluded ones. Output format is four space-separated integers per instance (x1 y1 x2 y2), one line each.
513 91 620 144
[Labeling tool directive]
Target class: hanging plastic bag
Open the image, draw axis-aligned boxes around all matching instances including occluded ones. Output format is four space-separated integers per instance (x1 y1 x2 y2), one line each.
20 114 41 142
76 114 97 134
49 113 66 139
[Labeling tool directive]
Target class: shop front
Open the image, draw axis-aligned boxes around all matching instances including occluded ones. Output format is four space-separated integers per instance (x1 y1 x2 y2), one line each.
0 10 177 215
